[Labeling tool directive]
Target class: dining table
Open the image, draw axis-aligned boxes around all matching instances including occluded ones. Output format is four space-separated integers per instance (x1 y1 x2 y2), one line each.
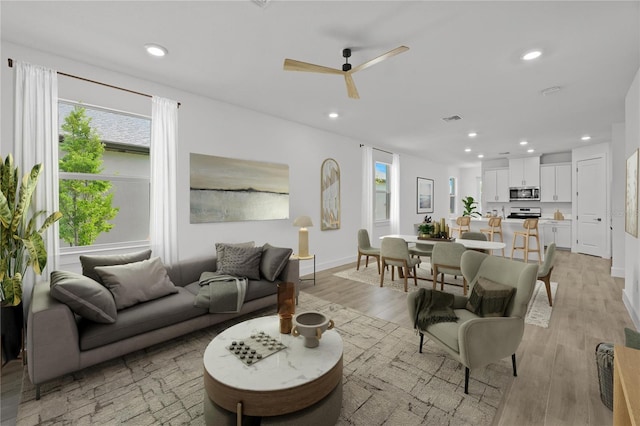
380 234 507 251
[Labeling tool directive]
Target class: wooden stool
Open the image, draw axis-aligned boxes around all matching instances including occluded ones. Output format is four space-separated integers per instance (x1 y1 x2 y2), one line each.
511 218 541 263
480 217 505 257
450 216 471 238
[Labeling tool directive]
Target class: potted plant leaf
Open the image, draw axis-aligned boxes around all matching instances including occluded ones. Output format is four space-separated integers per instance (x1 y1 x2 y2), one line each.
417 223 434 239
461 196 481 218
1 154 62 361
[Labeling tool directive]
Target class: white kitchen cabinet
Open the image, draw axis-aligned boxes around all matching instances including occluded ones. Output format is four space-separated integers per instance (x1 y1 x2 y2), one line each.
542 221 571 249
483 168 509 202
540 163 572 202
509 157 540 187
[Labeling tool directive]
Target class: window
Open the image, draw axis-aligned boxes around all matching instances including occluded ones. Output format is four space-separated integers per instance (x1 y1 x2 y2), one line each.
449 177 456 214
375 162 391 221
58 101 150 250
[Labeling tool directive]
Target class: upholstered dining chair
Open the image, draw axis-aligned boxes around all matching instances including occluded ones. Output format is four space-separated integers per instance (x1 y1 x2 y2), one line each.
431 242 468 294
409 242 434 262
407 251 538 394
356 229 381 274
380 237 421 292
461 232 489 254
537 243 557 306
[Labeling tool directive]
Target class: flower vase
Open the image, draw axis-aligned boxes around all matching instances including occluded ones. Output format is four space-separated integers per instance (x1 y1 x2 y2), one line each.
277 282 295 334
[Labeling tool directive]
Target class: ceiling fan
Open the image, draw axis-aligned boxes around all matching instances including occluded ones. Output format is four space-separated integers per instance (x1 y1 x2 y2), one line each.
283 46 409 99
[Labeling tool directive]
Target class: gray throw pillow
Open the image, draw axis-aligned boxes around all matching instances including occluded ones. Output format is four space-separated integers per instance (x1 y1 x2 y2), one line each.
50 270 117 323
215 242 255 266
95 257 178 310
465 277 515 317
80 249 152 284
260 243 293 282
216 245 263 280
625 327 640 350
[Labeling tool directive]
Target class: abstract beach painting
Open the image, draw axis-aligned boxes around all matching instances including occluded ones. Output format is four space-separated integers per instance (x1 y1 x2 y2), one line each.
190 153 289 223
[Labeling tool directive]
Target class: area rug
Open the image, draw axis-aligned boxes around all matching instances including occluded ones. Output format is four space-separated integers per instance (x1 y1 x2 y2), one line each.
334 265 557 328
16 293 512 425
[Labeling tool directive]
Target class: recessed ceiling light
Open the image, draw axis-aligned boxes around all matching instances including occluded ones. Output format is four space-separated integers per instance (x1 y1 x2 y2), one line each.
581 135 591 141
465 148 471 152
527 149 535 153
519 140 528 146
522 50 542 61
328 112 339 119
478 154 484 159
145 44 167 57
541 86 562 96
468 132 477 138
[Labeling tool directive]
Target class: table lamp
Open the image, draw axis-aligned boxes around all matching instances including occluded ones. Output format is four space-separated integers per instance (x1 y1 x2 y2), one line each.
293 215 313 257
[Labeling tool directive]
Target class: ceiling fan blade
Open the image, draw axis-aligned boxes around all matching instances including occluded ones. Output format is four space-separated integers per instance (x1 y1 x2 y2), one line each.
351 46 409 73
283 59 343 75
344 74 360 99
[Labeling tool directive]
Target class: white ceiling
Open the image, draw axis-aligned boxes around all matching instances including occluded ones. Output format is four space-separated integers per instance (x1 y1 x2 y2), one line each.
2 1 639 167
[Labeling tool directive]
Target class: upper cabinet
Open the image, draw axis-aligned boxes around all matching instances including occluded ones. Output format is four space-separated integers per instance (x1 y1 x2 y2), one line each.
540 163 572 202
509 157 540 187
484 168 509 202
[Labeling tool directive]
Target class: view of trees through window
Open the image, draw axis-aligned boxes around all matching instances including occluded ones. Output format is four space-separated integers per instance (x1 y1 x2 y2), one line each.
449 177 456 214
58 102 151 249
375 162 391 221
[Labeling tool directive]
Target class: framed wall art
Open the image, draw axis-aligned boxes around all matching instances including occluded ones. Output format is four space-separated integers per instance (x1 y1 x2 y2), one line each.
190 153 289 223
625 148 638 237
417 177 434 214
321 158 340 230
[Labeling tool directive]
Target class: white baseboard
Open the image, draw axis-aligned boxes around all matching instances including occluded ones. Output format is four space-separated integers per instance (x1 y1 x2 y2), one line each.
299 255 356 277
622 290 640 330
611 266 625 278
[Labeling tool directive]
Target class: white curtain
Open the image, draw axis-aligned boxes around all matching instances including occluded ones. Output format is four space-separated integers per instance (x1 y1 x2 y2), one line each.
150 96 179 265
361 146 374 236
390 153 400 234
13 61 60 279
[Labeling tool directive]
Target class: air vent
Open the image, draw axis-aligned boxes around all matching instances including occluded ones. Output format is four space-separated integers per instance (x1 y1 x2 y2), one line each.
442 115 462 122
499 152 510 155
252 0 270 7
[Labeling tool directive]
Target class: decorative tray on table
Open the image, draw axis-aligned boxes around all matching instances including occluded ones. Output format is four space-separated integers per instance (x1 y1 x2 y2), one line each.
417 236 455 242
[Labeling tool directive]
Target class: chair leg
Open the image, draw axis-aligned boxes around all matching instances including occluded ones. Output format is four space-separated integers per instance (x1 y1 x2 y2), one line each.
356 252 362 270
376 256 381 274
365 255 370 268
512 353 517 377
379 260 385 288
543 275 553 306
432 266 438 290
463 277 467 296
510 234 517 259
440 273 444 291
412 266 418 287
403 267 409 292
419 332 424 353
36 384 41 400
464 367 470 394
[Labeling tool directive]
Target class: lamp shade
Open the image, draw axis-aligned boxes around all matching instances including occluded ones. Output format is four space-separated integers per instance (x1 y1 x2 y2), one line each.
293 215 313 228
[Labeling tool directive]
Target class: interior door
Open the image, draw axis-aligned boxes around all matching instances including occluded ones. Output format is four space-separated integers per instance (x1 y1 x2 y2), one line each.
576 157 607 256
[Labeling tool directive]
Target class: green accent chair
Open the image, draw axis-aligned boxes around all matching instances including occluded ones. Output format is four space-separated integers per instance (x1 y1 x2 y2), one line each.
407 250 538 394
431 242 468 294
380 237 421 292
356 229 380 274
537 243 557 306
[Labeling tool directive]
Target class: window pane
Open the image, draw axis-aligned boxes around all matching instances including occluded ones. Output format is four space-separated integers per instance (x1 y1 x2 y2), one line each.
375 162 390 220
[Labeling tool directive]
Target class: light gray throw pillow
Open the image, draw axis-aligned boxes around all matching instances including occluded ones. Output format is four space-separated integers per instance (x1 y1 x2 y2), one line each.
95 257 178 310
215 242 255 265
216 245 263 280
260 243 292 282
80 249 152 284
50 270 117 323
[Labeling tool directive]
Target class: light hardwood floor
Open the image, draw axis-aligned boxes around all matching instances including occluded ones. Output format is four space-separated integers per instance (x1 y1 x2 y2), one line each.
301 250 634 426
1 250 634 425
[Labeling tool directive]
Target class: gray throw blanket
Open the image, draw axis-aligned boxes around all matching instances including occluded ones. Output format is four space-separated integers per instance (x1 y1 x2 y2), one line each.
195 272 247 313
413 288 458 330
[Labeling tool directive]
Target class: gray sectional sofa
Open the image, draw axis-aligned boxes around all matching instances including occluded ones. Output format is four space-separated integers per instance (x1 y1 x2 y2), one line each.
27 249 299 399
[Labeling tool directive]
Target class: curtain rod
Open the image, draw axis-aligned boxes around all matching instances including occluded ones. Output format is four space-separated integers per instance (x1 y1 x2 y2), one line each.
359 144 393 155
8 58 181 108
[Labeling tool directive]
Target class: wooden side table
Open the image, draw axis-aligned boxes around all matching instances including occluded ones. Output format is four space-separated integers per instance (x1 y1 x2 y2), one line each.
292 254 316 286
613 345 640 425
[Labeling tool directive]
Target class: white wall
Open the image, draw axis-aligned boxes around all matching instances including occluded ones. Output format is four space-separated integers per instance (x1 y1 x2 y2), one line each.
624 68 640 329
1 42 456 279
458 166 482 215
611 123 626 278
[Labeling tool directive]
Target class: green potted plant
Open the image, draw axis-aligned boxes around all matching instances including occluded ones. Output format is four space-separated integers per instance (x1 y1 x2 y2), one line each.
461 196 481 218
1 154 62 306
417 223 434 239
1 154 61 362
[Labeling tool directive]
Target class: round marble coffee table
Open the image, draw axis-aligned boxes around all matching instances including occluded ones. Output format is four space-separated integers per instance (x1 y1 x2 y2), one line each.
203 315 343 425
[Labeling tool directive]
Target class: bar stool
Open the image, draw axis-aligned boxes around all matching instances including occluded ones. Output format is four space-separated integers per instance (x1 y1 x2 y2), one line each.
480 217 505 257
511 218 541 263
450 216 471 238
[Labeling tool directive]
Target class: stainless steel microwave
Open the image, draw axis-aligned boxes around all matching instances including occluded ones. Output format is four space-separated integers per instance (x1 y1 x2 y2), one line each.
509 187 540 201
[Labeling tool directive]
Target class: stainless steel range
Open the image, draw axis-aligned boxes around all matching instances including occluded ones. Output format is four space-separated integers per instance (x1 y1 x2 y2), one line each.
507 207 541 219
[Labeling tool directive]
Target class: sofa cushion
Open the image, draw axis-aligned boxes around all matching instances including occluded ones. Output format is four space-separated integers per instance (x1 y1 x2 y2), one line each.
78 287 207 351
426 308 479 353
49 270 117 324
260 243 293 282
216 245 263 280
465 277 515 317
95 257 178 310
80 249 152 284
215 242 255 265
